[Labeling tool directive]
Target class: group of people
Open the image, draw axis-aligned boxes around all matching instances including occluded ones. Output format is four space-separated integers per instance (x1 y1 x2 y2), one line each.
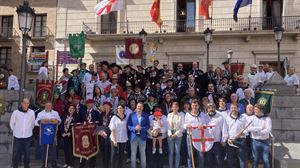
9 60 281 168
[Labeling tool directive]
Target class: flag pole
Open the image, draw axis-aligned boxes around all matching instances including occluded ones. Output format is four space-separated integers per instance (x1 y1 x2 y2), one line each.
210 0 214 29
189 130 195 168
45 144 49 168
248 2 252 30
125 0 129 33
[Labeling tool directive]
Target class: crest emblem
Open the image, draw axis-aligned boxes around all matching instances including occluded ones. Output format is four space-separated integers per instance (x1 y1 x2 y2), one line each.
191 125 215 152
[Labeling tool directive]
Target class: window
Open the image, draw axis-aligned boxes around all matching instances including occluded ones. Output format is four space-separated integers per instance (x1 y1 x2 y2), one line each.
1 16 13 37
31 46 45 71
176 0 195 32
262 0 283 30
101 11 117 34
33 14 47 37
0 47 11 66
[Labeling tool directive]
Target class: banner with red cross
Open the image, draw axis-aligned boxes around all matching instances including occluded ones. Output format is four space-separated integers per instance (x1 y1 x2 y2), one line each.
191 125 215 152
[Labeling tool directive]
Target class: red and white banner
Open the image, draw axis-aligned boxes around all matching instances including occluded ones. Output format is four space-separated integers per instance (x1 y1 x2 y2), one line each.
72 123 99 160
191 125 215 152
94 0 125 16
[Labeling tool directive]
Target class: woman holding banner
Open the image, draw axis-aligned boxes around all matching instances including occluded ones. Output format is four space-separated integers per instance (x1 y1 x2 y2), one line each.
109 104 128 168
60 104 78 168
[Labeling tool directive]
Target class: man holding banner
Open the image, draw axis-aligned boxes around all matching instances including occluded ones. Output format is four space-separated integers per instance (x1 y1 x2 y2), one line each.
184 99 209 168
35 101 61 168
225 103 248 168
206 103 228 168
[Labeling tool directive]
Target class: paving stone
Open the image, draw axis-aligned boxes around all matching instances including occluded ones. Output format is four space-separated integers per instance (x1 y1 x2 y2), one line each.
0 145 8 154
0 133 11 143
0 124 10 133
282 119 300 131
0 112 11 122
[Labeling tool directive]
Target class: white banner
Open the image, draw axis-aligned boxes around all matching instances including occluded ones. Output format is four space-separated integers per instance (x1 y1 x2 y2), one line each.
115 45 129 65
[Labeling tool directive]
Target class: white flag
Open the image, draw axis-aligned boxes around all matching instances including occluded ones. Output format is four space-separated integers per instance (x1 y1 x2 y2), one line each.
95 0 125 16
115 45 129 65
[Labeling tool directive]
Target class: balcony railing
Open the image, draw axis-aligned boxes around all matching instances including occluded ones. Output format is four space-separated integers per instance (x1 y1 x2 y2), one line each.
83 16 300 35
0 27 18 38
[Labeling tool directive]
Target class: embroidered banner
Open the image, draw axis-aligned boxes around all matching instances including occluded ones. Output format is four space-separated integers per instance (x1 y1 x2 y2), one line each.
40 123 58 145
72 123 99 160
35 80 55 108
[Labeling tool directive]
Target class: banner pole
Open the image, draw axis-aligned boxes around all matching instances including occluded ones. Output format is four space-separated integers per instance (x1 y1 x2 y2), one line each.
189 131 195 168
45 144 49 168
80 157 82 163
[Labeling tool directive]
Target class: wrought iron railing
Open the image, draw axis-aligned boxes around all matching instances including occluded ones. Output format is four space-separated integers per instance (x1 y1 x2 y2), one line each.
82 16 300 35
0 27 18 38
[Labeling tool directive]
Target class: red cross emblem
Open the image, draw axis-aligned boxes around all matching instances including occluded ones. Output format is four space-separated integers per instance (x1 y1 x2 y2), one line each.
191 125 215 152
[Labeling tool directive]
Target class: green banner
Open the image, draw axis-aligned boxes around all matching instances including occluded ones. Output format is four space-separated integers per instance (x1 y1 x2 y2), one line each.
255 90 275 115
69 32 85 58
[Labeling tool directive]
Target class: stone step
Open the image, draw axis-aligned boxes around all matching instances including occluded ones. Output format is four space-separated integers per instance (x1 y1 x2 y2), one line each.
274 142 300 168
273 96 300 108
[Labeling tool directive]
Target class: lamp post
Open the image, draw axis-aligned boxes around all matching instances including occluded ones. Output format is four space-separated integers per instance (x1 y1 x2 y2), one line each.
16 1 35 104
139 28 147 67
227 49 233 62
204 28 213 71
274 26 284 75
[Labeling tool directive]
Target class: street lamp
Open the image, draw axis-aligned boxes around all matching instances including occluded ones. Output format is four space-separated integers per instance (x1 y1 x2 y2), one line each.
227 49 233 62
274 26 284 75
204 27 213 71
139 28 147 67
17 1 35 104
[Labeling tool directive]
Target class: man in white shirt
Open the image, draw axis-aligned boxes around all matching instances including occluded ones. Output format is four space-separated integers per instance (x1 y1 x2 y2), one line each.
236 80 254 101
247 64 259 89
83 64 95 85
284 67 299 89
226 103 248 168
10 98 35 168
247 104 272 168
257 65 267 86
7 69 20 90
185 99 209 168
206 103 228 168
35 101 61 168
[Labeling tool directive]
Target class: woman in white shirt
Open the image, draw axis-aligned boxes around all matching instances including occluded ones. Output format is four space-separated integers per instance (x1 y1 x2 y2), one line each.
109 104 128 168
38 61 49 79
167 101 185 168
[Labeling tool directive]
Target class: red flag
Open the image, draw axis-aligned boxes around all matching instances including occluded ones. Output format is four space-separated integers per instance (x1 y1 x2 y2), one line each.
150 0 163 27
199 0 212 20
125 38 143 59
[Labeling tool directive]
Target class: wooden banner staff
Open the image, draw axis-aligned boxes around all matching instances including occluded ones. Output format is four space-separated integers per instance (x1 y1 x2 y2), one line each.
188 127 196 168
45 144 49 168
228 121 253 148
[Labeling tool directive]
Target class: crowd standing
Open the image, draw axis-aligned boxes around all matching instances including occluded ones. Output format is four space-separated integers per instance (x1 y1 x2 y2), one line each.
7 60 300 168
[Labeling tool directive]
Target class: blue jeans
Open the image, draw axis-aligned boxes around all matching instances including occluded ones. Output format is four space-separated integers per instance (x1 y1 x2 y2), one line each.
130 136 146 168
207 142 222 168
13 137 32 168
186 136 204 168
227 138 246 168
252 139 270 168
168 137 182 168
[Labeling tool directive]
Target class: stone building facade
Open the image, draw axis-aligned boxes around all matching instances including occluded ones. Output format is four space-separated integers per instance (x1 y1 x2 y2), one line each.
53 0 300 78
0 0 57 82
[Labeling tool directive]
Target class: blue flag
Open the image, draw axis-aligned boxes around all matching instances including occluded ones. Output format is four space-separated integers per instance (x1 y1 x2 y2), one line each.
233 0 252 22
40 123 58 145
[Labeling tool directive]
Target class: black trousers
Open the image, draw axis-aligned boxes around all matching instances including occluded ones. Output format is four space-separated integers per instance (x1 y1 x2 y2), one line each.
111 142 126 168
63 136 74 166
79 157 96 168
100 138 111 168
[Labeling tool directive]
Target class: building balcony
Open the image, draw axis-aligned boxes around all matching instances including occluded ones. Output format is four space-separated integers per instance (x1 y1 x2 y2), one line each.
30 26 54 41
83 16 300 40
0 28 19 41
